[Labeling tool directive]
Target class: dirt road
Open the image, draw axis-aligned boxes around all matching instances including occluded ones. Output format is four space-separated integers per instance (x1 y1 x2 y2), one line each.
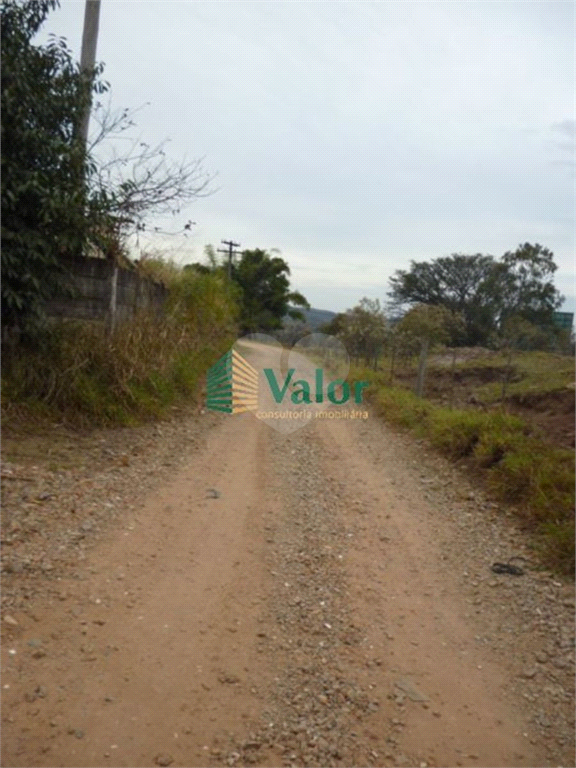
2 345 574 768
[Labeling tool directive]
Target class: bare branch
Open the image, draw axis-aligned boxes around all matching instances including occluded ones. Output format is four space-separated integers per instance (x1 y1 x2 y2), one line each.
87 101 217 237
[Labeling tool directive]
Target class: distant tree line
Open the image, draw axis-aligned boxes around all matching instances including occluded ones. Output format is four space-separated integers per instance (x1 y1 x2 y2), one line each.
387 244 564 348
186 246 309 336
323 243 568 358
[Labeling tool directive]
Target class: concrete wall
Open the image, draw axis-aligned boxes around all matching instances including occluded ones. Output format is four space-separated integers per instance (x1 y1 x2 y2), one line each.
45 256 167 324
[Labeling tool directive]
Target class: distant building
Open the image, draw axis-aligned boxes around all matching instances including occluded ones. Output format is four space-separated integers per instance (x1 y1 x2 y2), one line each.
553 312 574 332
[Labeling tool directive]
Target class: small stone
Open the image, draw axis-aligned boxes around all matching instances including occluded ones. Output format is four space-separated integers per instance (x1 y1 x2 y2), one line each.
218 674 240 684
521 668 537 679
538 715 552 728
394 677 429 702
74 730 84 739
154 754 174 766
3 615 18 626
3 560 22 574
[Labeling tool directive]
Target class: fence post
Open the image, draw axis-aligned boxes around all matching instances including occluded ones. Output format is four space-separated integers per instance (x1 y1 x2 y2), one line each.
415 337 429 398
449 347 457 409
107 263 118 334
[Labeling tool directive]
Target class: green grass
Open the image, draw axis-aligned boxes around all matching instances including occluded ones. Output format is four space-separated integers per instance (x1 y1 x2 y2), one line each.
354 365 575 576
468 351 575 403
372 349 574 403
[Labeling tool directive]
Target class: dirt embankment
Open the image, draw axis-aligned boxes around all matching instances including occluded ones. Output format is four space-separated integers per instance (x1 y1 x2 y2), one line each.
391 356 575 451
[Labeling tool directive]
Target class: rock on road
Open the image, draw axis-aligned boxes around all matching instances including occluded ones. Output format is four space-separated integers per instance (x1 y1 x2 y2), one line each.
1 347 574 768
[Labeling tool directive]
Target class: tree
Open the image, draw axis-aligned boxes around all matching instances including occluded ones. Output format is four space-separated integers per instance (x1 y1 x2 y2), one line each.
388 246 563 347
493 316 545 402
274 320 313 347
1 0 216 334
497 243 564 328
333 298 387 368
395 304 455 397
388 254 495 345
319 313 346 337
89 102 214 243
230 249 309 334
1 0 108 330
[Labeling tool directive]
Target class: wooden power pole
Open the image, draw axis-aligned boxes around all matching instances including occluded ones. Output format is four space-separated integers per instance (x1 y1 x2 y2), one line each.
217 240 241 280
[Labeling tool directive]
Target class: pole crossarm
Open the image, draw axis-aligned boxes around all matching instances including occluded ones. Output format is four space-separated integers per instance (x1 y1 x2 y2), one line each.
217 240 242 280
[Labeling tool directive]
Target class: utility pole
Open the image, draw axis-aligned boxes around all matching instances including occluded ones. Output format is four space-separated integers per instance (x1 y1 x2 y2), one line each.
217 240 241 280
78 0 102 147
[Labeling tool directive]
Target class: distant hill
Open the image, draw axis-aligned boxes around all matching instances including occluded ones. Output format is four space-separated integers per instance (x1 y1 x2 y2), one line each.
285 307 336 330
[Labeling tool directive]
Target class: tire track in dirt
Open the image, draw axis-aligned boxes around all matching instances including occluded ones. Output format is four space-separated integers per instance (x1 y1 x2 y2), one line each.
2 415 280 767
214 414 555 768
312 417 551 767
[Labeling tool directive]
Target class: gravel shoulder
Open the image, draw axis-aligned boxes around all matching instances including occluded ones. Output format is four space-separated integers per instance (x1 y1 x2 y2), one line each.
1 390 574 767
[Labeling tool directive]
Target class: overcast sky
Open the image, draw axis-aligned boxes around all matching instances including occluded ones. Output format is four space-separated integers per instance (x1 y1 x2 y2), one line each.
37 1 574 313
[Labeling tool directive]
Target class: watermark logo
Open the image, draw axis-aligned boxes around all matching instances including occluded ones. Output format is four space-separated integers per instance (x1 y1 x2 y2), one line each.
206 348 259 414
206 333 369 433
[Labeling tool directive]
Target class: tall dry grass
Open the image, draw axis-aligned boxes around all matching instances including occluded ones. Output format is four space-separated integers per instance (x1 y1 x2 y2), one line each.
2 265 239 426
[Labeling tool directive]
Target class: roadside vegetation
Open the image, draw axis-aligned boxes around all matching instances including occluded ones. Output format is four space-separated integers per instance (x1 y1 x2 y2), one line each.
1 1 307 428
1 241 308 427
2 264 239 426
353 369 574 574
321 257 574 575
335 306 574 575
1 0 226 425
